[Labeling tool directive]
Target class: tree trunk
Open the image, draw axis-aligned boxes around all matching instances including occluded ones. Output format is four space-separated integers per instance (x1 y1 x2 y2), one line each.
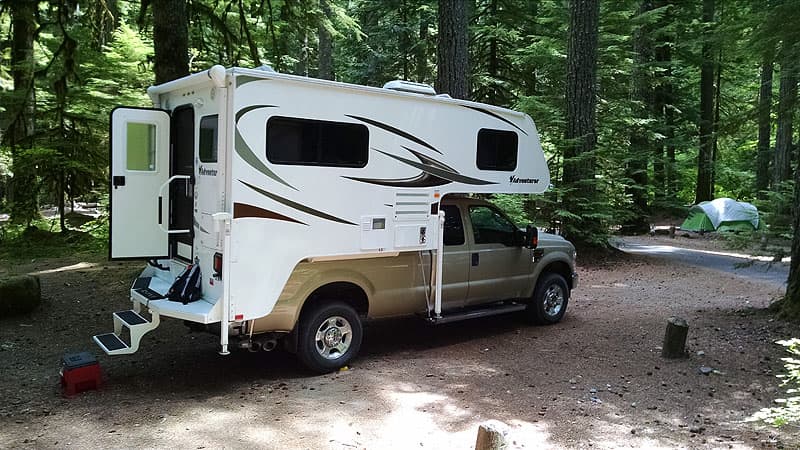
695 0 715 204
436 0 469 99
239 0 262 67
756 55 774 195
562 0 600 246
625 0 654 233
153 0 189 84
7 0 38 225
774 54 797 187
318 0 333 80
784 153 800 318
416 13 429 83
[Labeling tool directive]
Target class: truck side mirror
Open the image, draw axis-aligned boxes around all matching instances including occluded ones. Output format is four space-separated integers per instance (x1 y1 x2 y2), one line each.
525 224 538 249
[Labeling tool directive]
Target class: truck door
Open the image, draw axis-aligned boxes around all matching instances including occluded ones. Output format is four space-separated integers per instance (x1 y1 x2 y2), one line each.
109 107 171 259
464 204 532 304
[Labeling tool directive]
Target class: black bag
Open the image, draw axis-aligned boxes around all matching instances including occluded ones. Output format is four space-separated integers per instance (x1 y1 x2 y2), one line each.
166 264 202 305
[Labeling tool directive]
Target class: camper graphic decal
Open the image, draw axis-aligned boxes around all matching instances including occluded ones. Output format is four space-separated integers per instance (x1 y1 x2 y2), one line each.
233 202 307 225
239 180 357 226
192 217 210 234
345 115 443 155
234 104 298 191
461 105 528 135
345 147 495 188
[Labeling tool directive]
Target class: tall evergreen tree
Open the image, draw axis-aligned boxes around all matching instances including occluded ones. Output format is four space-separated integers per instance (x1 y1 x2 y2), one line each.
152 0 189 84
436 0 469 98
695 0 716 203
562 0 600 246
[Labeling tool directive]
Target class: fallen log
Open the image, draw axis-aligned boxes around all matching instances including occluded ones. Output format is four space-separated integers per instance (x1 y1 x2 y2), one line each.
0 275 42 317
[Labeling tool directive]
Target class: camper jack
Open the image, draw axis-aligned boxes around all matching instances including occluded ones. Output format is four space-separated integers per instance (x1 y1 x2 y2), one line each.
95 65 577 372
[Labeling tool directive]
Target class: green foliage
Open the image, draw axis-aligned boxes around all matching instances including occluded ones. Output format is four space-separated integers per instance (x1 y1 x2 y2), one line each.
749 338 800 427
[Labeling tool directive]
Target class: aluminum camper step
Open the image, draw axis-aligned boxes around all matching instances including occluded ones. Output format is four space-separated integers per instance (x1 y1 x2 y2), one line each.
427 303 527 325
94 333 128 353
93 309 161 356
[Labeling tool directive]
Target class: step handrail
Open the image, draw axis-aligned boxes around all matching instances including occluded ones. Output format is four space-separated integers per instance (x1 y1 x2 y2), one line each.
157 175 192 234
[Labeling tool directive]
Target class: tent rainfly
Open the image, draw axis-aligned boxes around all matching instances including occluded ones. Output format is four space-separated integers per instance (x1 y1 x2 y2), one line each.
680 198 761 232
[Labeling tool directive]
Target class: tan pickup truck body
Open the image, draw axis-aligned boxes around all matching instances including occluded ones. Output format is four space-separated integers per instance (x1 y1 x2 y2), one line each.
249 196 577 372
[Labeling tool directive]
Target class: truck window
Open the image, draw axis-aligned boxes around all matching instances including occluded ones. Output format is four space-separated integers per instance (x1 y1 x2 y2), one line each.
266 116 368 168
476 128 518 171
469 205 517 246
199 115 218 163
441 205 465 246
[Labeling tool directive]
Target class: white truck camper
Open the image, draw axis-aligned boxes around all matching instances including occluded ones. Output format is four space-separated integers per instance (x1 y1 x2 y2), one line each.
95 65 564 372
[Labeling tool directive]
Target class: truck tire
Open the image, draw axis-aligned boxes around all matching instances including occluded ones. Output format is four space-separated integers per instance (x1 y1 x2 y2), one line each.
527 273 569 325
297 302 363 373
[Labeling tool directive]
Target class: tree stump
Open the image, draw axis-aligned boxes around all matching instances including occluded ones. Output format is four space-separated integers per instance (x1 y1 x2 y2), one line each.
662 316 689 359
0 275 42 317
475 420 509 450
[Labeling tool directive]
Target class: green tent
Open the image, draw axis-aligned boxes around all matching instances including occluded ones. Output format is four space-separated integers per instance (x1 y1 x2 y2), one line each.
680 198 761 232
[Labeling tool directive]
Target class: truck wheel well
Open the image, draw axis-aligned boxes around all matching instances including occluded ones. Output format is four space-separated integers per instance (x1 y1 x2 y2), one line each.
302 282 369 318
541 261 573 289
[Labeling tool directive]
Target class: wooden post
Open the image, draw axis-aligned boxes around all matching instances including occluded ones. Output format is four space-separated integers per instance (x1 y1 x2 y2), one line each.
662 316 689 358
475 420 508 450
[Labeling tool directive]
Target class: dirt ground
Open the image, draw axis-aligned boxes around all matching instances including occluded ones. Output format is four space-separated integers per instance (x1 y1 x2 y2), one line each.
1 244 799 449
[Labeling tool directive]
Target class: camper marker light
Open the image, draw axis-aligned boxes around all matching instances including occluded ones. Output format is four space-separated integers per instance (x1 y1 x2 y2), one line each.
235 314 244 321
213 252 223 276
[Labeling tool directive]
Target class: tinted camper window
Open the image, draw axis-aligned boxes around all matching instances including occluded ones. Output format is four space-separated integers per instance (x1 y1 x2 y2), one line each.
199 115 218 163
267 117 368 167
476 129 518 171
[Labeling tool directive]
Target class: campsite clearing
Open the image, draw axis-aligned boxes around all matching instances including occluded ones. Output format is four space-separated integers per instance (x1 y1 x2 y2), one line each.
1 241 798 449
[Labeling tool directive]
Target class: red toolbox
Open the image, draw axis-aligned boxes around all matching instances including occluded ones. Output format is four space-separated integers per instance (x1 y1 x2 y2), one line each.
61 352 101 396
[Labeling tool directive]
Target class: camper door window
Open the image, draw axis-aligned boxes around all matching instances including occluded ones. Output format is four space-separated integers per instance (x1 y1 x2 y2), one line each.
476 128 518 171
126 122 157 171
199 115 218 163
266 116 368 168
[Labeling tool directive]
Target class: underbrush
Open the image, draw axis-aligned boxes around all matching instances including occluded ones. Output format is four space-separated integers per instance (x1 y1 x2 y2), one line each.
0 215 107 261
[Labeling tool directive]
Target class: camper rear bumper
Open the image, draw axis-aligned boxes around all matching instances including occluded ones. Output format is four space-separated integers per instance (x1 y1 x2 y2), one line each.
130 276 223 324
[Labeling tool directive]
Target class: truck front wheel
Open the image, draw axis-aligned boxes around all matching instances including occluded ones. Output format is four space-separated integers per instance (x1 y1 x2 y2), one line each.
527 273 569 325
297 302 363 373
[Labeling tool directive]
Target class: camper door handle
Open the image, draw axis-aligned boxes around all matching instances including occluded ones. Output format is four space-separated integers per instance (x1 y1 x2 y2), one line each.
112 176 125 188
157 175 192 234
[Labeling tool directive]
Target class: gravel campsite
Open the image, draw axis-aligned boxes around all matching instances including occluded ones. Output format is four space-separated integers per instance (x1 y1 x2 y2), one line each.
1 236 798 449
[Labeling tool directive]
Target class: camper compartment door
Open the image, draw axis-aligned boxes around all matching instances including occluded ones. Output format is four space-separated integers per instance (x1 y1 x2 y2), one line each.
109 107 171 259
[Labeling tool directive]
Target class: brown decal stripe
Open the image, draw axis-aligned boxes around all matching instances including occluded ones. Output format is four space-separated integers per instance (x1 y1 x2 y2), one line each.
461 105 528 135
239 180 357 226
233 202 307 225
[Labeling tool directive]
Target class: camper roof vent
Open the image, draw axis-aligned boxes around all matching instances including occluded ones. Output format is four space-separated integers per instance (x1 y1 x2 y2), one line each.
382 80 436 96
256 64 275 72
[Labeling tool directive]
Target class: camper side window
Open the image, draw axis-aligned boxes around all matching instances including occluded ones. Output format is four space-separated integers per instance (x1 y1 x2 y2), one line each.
476 129 518 171
266 116 368 168
199 115 218 163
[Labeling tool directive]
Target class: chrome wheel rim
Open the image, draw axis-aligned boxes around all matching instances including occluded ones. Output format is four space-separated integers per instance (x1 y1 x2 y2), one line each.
543 284 565 317
314 316 353 360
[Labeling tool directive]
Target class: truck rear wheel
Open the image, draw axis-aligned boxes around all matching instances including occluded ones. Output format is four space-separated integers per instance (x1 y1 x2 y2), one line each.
297 302 363 373
527 273 569 325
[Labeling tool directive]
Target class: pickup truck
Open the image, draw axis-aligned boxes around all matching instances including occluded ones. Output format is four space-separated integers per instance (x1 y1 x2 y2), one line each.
247 196 578 372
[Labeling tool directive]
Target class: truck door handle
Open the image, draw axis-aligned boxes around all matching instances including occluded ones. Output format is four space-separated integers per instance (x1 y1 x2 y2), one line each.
471 253 479 266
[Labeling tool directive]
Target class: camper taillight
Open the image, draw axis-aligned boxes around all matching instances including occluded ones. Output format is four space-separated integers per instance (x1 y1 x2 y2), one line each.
213 252 223 277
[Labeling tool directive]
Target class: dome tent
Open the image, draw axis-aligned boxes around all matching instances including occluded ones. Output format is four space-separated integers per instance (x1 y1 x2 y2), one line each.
680 198 761 232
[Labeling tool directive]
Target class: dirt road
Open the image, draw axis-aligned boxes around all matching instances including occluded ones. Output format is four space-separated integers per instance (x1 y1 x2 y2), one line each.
0 251 797 449
611 236 790 288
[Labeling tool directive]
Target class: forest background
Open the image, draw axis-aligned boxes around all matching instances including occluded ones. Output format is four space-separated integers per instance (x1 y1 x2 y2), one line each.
1 0 799 312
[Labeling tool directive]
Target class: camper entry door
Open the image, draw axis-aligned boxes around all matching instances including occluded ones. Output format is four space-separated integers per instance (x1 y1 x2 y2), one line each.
109 107 171 259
